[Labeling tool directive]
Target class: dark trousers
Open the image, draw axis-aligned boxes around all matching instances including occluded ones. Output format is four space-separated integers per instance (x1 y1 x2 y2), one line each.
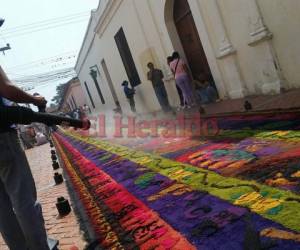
176 84 184 107
153 85 171 112
0 131 49 250
128 97 136 112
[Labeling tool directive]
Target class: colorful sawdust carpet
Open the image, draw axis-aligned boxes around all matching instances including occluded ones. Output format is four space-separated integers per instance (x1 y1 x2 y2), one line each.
53 113 300 249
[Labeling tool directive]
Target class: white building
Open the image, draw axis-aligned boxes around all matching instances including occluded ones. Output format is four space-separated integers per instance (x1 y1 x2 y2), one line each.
75 0 300 114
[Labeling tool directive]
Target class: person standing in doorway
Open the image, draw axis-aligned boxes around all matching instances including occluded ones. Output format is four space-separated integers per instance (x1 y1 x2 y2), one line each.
122 80 136 113
169 52 195 109
167 56 184 110
147 62 171 112
194 73 219 104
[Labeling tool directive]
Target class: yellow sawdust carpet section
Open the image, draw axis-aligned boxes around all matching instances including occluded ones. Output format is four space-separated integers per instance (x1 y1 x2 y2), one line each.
64 131 300 232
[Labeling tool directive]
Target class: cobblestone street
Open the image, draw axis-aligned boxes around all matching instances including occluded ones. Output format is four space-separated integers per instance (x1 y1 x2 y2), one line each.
0 143 86 250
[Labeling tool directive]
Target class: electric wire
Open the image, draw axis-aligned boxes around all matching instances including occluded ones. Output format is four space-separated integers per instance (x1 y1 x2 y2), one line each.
0 12 90 90
1 18 89 39
6 50 77 70
12 67 76 86
1 12 90 34
5 51 77 76
7 55 77 72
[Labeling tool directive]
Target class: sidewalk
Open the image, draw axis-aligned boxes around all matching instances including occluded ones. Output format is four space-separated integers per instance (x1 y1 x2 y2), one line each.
0 143 86 250
118 89 300 120
203 89 300 115
82 89 300 139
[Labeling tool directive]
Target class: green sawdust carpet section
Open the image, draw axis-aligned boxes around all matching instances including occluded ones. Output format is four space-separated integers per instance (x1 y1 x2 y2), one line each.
65 131 300 232
220 129 300 141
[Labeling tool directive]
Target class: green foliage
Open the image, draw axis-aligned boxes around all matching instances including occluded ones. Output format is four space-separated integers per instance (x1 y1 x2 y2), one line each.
51 83 68 104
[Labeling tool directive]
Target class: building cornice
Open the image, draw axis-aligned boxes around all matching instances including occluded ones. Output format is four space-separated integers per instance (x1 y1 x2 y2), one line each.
75 0 123 75
95 0 123 38
74 10 97 74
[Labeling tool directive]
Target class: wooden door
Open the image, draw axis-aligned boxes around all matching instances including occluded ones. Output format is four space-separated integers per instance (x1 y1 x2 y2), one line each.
114 27 141 87
174 0 212 80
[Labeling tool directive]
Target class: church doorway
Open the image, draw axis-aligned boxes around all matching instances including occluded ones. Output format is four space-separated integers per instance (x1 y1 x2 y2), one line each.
173 0 214 85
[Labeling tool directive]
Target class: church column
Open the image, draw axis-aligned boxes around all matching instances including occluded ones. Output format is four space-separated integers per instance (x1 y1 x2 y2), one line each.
246 0 284 94
199 0 247 98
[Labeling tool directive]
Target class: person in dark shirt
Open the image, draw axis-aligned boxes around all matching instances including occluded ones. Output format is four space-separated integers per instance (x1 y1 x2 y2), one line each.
147 62 171 112
122 80 136 112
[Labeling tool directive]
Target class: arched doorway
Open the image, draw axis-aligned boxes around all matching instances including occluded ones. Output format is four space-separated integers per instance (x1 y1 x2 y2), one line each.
173 0 213 83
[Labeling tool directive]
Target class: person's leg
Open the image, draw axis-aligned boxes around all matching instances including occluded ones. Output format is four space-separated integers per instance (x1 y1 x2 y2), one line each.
128 98 133 112
129 98 136 112
176 75 194 106
195 89 204 104
175 77 187 107
0 179 27 250
159 85 171 111
181 75 195 106
206 85 218 102
175 84 184 107
199 89 210 104
154 85 170 112
153 86 165 109
0 131 49 250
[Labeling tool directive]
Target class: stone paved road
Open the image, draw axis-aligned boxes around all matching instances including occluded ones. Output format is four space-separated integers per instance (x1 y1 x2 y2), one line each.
0 143 86 250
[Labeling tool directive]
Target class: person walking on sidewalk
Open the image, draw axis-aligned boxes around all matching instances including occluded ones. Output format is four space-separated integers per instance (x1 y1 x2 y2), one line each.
169 52 195 109
122 80 136 113
147 62 171 112
0 65 50 250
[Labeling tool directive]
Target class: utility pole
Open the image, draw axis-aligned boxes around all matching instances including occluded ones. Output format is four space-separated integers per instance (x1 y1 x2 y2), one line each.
0 43 11 55
0 18 11 55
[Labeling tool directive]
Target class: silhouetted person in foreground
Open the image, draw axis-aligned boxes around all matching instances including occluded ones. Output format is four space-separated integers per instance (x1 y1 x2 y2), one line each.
0 65 50 249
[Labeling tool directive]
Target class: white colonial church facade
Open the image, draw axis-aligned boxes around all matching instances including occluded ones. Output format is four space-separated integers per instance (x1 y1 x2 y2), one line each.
75 0 300 114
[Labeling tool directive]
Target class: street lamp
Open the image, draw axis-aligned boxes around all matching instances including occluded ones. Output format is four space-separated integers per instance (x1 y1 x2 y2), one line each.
89 68 105 104
89 69 97 80
0 18 11 55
